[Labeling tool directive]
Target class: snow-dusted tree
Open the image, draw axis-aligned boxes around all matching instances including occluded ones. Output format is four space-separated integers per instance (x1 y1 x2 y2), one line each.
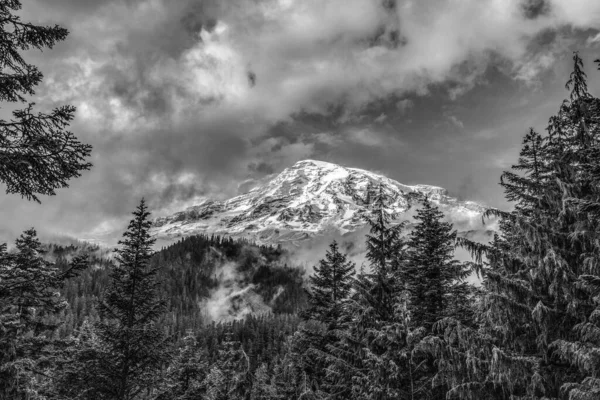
250 363 276 400
203 332 251 400
269 343 319 400
156 331 208 400
0 229 87 398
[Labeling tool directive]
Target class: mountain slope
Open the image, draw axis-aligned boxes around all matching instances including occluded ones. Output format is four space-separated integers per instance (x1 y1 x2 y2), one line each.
151 160 489 244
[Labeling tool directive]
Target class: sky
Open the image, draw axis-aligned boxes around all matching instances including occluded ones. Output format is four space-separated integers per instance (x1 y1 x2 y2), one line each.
2 0 600 243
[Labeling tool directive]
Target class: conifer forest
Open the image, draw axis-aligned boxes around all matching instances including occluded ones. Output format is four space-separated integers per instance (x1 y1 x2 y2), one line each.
3 0 600 399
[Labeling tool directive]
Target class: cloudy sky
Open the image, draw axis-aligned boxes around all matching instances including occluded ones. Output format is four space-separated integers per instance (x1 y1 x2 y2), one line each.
2 0 600 242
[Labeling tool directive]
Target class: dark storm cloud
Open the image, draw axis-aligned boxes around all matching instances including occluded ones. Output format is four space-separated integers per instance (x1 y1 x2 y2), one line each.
522 0 552 20
1 0 600 243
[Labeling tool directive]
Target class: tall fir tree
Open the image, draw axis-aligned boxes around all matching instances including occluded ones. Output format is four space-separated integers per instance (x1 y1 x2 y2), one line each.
324 182 413 399
432 53 600 400
405 198 474 331
303 240 355 327
364 181 404 320
296 241 355 397
550 56 600 400
57 199 169 399
402 198 476 400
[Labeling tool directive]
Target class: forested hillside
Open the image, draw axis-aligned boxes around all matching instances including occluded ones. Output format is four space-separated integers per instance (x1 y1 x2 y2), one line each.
50 234 307 339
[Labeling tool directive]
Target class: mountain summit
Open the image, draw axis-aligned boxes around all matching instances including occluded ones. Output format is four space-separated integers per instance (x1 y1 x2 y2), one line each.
151 160 487 244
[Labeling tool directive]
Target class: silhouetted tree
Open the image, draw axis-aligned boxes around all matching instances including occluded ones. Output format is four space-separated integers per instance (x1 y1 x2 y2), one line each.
0 0 92 202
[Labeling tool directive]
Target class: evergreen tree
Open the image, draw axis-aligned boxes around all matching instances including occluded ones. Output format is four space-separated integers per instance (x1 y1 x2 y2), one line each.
405 198 473 331
303 241 355 327
269 342 318 400
0 229 87 398
158 331 208 400
432 52 600 399
292 241 355 391
401 198 476 399
59 200 169 399
203 332 251 400
324 182 410 399
550 56 600 400
0 0 92 202
364 181 404 319
250 363 276 400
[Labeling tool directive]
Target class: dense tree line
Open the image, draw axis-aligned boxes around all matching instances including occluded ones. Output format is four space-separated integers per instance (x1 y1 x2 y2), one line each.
48 233 306 340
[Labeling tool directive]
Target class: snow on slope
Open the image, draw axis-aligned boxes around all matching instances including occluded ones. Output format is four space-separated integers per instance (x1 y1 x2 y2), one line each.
151 160 488 244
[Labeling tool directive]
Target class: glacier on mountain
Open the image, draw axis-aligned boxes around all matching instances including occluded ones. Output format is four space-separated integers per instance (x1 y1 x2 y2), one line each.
151 160 489 245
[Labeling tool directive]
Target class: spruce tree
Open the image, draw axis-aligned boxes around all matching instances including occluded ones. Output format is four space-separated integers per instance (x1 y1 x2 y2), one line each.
405 198 473 331
364 181 404 319
59 200 168 399
401 198 476 400
324 182 411 399
295 241 354 397
432 53 600 400
157 331 208 400
203 332 251 400
0 229 87 398
550 56 600 400
0 0 92 202
250 363 277 400
303 240 355 327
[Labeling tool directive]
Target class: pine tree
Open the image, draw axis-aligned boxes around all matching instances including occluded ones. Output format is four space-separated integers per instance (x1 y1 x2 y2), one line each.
53 318 106 399
400 198 476 399
0 228 87 398
549 56 600 400
250 363 276 400
270 346 316 400
60 199 169 399
157 331 208 400
303 241 355 327
364 181 404 319
0 0 92 202
324 182 411 399
432 52 600 400
405 198 473 331
203 332 251 400
260 242 354 398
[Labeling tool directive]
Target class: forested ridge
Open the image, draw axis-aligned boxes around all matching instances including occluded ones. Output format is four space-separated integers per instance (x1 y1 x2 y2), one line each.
49 234 307 339
3 0 600 398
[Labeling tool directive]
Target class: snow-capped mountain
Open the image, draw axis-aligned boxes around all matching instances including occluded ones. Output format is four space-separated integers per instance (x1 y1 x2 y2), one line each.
151 160 489 244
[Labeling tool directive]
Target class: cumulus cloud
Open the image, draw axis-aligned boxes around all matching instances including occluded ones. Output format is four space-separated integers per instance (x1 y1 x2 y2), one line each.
36 0 600 126
1 0 599 242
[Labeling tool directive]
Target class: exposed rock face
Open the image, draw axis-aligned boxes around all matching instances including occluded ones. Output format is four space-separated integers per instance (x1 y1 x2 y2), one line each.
151 160 488 244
